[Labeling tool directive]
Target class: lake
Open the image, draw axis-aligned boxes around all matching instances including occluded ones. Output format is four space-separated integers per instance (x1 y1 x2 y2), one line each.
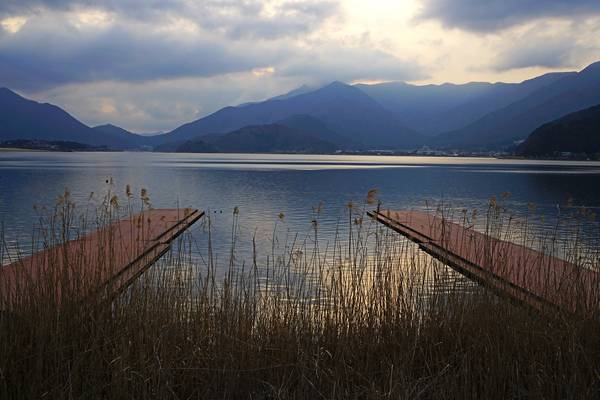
2 152 600 270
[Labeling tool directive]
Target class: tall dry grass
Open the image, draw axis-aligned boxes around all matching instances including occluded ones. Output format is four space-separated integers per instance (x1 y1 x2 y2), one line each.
1 190 599 399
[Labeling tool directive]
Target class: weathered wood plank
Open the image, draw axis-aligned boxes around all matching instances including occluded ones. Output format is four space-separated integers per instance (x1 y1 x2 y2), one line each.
369 209 600 317
0 208 203 308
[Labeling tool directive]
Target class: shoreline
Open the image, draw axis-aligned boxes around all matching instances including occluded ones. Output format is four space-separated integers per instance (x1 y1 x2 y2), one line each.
1 147 599 162
0 147 46 152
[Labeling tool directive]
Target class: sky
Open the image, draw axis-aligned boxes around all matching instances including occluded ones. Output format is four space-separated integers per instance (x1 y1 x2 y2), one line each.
1 0 599 133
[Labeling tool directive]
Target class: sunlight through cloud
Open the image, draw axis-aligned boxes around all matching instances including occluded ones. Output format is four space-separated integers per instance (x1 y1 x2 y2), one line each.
1 16 26 33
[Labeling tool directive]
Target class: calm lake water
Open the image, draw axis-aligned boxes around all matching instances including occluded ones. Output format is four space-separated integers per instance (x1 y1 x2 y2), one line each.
2 152 600 269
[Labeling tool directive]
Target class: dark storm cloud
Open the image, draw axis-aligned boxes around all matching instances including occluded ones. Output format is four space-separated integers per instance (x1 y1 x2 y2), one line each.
0 0 422 91
0 18 279 90
0 0 351 90
220 1 339 39
0 0 340 39
0 0 343 90
0 1 187 18
0 0 426 131
417 0 600 32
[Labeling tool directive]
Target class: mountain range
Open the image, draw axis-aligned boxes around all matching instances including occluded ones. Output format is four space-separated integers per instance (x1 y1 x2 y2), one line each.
162 81 421 149
0 88 145 150
517 105 600 157
356 72 573 135
433 62 600 149
166 124 336 154
2 60 600 154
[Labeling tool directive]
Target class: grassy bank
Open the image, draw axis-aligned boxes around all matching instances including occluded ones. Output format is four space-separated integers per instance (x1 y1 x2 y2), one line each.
1 192 599 399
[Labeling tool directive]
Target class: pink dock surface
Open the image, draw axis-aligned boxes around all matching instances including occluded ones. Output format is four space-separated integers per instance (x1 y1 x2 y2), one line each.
0 208 203 308
370 210 600 316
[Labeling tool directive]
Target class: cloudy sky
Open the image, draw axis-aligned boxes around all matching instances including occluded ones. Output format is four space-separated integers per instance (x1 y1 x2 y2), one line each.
1 0 599 133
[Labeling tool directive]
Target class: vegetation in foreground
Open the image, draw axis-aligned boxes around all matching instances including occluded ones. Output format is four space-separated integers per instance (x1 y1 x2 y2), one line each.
1 191 600 399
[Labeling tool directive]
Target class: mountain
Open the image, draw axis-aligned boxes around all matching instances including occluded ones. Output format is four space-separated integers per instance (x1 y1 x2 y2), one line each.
356 72 574 135
92 123 134 137
172 139 217 153
0 88 146 149
356 81 493 135
7 60 599 153
276 114 353 147
434 61 600 149
170 124 336 154
92 124 151 148
268 85 315 102
162 82 423 149
517 104 600 157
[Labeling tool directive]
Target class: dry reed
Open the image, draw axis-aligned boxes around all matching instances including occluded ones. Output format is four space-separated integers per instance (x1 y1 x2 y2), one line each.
0 189 599 399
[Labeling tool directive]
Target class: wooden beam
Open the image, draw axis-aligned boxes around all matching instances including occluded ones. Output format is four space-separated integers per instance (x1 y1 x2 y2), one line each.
1 208 203 309
369 210 600 317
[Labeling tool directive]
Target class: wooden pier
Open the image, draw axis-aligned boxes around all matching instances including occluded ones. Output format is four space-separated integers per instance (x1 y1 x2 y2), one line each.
369 209 600 317
0 208 203 308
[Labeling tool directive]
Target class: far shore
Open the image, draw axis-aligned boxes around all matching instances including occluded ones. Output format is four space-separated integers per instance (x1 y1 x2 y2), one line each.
0 147 46 152
1 147 599 161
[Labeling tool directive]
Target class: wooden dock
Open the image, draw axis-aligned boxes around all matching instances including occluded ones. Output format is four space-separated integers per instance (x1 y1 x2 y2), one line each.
0 208 203 309
369 209 600 317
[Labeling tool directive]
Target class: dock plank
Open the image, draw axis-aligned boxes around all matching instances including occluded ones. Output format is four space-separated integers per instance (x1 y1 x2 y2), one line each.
369 210 600 317
0 208 203 308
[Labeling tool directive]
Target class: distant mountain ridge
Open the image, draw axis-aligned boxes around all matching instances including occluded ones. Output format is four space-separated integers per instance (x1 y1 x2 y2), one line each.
356 72 574 135
434 62 600 149
277 114 356 148
162 81 423 149
517 104 600 157
166 123 336 154
267 85 316 102
92 124 150 148
3 59 600 153
0 88 147 149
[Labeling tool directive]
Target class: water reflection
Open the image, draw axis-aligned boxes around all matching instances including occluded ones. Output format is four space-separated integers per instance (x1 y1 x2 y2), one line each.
1 152 600 271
